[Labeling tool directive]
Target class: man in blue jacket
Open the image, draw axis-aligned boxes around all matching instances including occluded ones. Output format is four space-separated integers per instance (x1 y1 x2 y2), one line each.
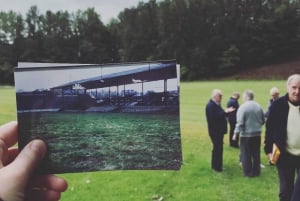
206 89 235 172
227 92 240 148
264 74 300 201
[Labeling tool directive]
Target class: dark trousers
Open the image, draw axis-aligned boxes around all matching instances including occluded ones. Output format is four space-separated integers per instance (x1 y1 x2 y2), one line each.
240 136 261 177
291 170 300 201
209 133 224 171
229 121 239 147
277 153 300 201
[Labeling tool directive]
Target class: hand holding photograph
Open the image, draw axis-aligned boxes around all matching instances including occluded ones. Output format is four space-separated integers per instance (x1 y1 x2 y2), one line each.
14 60 182 174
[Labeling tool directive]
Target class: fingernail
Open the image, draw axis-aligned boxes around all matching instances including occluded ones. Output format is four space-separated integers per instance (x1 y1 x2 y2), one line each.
29 140 46 154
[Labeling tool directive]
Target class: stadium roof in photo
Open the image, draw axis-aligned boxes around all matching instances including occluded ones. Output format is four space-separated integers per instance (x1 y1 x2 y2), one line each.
51 60 177 90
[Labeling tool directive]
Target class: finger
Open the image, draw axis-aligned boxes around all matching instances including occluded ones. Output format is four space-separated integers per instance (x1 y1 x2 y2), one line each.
0 121 18 167
4 147 19 165
0 139 6 168
29 175 68 192
0 121 18 147
8 140 47 184
25 189 62 201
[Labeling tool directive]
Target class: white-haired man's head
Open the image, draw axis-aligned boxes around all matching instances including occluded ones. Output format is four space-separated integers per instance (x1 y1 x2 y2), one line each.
269 87 279 100
211 89 223 104
286 74 300 104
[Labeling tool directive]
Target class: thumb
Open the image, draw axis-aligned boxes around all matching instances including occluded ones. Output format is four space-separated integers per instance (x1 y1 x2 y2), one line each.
0 140 47 201
10 140 47 183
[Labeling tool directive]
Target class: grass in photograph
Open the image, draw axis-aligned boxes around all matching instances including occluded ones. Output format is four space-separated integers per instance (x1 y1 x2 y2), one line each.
0 80 286 201
18 112 181 173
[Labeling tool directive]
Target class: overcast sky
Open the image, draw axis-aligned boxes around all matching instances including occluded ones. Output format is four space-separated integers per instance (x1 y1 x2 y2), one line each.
0 0 149 24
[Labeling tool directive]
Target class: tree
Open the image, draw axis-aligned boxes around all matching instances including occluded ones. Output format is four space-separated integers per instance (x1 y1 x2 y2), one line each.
1 0 300 84
218 45 240 74
74 8 114 63
118 0 160 61
42 10 76 62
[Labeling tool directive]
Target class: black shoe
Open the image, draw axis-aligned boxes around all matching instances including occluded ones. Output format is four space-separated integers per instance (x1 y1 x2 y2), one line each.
212 168 223 172
244 174 254 178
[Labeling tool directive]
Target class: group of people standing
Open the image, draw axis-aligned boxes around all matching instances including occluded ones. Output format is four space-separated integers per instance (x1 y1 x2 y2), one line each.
205 88 265 175
205 74 300 201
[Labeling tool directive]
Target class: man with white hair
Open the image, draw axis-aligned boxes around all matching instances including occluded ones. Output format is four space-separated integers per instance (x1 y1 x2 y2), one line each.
264 86 280 118
205 89 235 172
233 90 265 177
265 74 300 201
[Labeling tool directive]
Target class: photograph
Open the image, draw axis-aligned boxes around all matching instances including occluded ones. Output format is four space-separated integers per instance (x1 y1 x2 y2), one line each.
14 60 182 174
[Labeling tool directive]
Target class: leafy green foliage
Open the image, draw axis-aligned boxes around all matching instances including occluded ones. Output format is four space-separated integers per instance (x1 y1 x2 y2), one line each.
218 45 240 75
1 0 300 80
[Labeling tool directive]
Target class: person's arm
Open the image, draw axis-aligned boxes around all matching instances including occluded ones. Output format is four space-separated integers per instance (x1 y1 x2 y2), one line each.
261 108 266 125
264 100 271 118
232 107 243 141
264 116 274 157
0 121 68 201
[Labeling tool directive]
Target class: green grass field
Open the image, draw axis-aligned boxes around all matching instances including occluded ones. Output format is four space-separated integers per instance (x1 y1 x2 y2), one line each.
0 81 286 201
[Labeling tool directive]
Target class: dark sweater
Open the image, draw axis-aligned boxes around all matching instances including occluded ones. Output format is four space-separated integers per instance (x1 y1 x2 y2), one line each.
205 99 227 136
227 97 239 122
264 94 289 154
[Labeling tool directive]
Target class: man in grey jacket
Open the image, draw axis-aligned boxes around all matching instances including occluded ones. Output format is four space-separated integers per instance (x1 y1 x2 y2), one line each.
233 90 265 177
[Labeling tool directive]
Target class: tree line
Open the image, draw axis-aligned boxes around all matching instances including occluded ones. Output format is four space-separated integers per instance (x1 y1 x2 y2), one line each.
1 0 300 84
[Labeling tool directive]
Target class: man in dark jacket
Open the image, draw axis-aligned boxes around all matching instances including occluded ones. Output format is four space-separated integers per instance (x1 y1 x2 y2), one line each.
206 89 235 172
264 74 300 201
227 92 240 148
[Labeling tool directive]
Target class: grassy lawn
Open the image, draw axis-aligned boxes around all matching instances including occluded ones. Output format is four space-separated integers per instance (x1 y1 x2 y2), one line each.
0 86 16 124
0 80 286 201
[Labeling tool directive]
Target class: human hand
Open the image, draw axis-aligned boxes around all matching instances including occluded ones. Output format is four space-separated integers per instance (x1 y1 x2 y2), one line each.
232 134 237 141
225 107 235 113
0 121 68 201
267 153 273 161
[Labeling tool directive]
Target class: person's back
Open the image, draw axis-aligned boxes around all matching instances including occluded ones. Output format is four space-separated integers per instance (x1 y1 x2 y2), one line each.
239 100 264 136
233 89 264 177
